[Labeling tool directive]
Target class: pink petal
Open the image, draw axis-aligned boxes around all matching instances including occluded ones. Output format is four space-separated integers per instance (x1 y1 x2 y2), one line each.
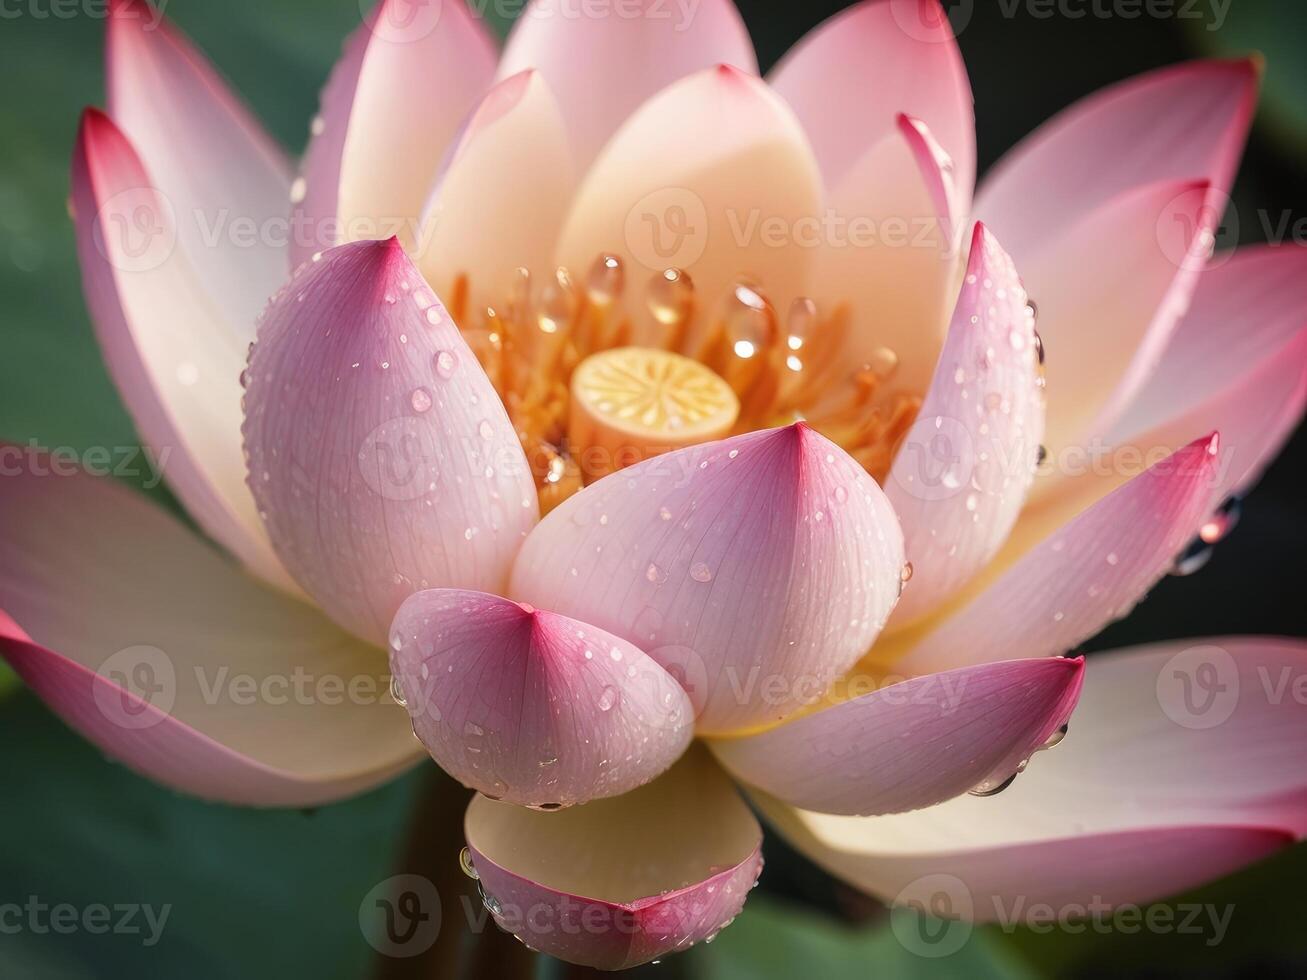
1107 245 1307 497
106 0 291 332
464 747 762 969
1015 179 1216 462
389 589 693 807
510 424 905 734
755 636 1305 913
886 224 1043 622
0 461 420 806
975 59 1258 266
496 0 757 171
416 71 576 319
553 65 822 349
71 109 293 591
291 0 497 265
807 115 966 400
241 239 538 646
899 434 1222 674
710 657 1082 816
768 0 974 195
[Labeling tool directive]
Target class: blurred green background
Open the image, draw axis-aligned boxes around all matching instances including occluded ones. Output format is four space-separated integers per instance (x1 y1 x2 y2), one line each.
1 1 1304 977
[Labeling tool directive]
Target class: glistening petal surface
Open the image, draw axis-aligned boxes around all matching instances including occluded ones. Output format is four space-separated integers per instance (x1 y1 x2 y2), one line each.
510 424 905 733
755 637 1306 914
242 239 539 646
464 746 762 969
710 656 1082 816
389 589 693 807
886 223 1043 623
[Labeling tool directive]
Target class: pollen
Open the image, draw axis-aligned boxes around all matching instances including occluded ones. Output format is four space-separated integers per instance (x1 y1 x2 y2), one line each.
442 255 921 512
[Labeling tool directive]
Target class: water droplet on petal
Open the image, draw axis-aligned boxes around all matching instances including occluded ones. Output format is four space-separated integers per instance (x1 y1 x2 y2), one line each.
410 387 433 413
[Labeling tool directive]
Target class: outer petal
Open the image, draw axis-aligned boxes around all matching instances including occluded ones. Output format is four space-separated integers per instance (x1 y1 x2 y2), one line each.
989 248 1307 568
242 239 539 647
755 637 1306 915
710 657 1082 816
496 0 757 172
896 434 1222 674
769 0 975 195
553 66 823 349
1017 179 1215 461
106 0 291 332
0 462 420 806
416 71 576 319
389 589 693 807
291 0 497 265
975 59 1258 264
464 746 762 969
808 115 966 400
886 223 1043 622
1107 244 1307 495
510 424 905 734
71 109 293 591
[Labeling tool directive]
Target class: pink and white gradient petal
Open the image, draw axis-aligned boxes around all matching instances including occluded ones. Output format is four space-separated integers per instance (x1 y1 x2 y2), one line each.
807 115 966 400
389 589 693 807
1107 245 1307 498
755 637 1306 914
71 110 294 592
496 0 757 172
886 223 1043 623
769 0 974 195
710 656 1082 816
106 0 291 332
554 65 822 350
1016 179 1216 464
292 0 497 265
975 59 1258 264
416 71 576 318
510 424 904 734
0 463 420 806
898 434 1222 674
241 239 538 647
464 747 762 969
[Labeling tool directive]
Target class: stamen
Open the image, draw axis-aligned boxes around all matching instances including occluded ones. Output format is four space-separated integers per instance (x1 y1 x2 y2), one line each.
445 254 922 507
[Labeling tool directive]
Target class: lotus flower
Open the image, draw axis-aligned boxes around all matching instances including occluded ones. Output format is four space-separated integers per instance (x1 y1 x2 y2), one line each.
1 0 1304 971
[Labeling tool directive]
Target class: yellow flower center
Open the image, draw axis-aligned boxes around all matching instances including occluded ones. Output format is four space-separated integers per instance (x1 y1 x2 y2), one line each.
443 254 922 512
569 347 740 480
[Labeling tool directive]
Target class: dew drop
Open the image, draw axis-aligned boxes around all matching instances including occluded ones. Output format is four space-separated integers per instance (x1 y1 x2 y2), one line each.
690 562 713 583
389 674 407 707
434 350 457 378
410 387 433 413
597 686 619 712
